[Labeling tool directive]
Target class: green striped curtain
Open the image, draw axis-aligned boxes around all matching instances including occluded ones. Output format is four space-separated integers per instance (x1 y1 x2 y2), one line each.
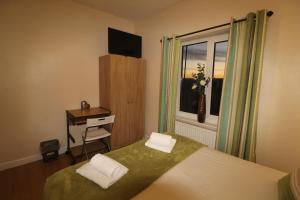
216 10 268 162
158 36 181 133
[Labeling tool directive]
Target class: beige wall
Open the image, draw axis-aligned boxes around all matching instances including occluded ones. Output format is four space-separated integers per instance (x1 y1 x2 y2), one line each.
0 0 135 163
136 0 300 172
1 0 299 173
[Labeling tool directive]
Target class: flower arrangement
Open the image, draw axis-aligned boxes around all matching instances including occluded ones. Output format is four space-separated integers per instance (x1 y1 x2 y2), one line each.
191 64 211 95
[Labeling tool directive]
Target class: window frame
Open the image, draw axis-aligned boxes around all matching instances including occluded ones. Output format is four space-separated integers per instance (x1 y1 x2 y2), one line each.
176 33 229 126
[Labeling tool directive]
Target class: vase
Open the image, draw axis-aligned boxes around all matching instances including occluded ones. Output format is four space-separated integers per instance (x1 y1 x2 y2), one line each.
197 94 206 123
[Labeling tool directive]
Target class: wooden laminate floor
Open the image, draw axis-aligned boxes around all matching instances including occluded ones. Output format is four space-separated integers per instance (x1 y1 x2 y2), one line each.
0 154 71 200
0 144 107 200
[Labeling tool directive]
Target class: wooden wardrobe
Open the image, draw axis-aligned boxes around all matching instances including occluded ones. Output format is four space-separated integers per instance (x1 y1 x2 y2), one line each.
99 54 146 150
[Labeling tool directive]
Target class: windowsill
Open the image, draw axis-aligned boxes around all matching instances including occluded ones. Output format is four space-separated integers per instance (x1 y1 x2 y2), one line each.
176 116 218 132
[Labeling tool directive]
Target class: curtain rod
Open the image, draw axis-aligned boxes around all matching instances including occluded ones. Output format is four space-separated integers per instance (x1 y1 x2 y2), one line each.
161 11 274 42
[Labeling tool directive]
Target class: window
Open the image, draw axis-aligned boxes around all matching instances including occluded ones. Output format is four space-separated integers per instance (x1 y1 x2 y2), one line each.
211 41 228 116
177 32 229 125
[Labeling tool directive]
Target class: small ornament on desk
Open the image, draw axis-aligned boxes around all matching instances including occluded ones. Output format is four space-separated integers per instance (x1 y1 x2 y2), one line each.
80 100 90 110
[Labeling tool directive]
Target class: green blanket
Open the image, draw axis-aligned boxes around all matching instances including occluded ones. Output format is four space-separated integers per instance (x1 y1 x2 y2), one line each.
44 134 204 200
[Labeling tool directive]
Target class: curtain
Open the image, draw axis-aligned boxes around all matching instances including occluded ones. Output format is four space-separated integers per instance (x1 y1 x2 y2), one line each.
216 10 268 162
158 36 181 133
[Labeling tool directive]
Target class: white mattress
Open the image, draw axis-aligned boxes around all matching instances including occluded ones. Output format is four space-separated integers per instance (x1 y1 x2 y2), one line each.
133 147 286 200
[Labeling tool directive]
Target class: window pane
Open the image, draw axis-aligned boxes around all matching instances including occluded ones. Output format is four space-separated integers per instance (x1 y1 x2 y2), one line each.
184 42 207 78
180 42 208 114
211 41 228 116
181 46 187 78
213 41 228 78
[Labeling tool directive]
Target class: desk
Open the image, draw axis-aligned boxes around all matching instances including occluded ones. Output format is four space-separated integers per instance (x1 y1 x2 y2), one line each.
65 107 111 164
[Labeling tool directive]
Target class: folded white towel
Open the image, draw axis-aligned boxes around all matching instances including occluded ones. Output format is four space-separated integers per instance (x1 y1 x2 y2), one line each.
90 154 120 178
149 132 172 147
145 138 176 153
76 155 128 189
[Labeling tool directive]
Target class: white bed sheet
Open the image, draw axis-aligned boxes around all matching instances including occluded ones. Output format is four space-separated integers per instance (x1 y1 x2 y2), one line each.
133 147 286 200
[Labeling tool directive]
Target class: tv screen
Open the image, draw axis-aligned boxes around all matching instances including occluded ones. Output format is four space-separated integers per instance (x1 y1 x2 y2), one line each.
108 28 142 58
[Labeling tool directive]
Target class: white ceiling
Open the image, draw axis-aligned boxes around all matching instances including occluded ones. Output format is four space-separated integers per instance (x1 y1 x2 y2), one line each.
73 0 181 20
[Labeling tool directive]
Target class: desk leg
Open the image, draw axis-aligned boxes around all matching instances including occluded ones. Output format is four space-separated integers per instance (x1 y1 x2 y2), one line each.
65 116 77 165
65 116 71 155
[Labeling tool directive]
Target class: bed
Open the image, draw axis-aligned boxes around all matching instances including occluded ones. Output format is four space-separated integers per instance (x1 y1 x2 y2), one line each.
133 147 286 200
44 134 286 200
44 134 204 200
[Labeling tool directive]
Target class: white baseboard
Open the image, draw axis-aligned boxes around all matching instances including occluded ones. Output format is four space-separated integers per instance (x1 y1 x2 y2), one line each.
0 146 70 171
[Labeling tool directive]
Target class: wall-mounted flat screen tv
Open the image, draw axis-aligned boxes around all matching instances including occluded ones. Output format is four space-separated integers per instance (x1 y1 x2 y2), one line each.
108 27 142 58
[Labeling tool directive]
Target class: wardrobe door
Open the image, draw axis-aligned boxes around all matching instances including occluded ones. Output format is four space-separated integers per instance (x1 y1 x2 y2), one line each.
99 55 111 110
134 59 146 141
126 57 146 143
110 55 131 149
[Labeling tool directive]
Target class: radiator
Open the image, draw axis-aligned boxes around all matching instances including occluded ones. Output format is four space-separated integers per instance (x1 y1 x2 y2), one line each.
175 121 217 148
